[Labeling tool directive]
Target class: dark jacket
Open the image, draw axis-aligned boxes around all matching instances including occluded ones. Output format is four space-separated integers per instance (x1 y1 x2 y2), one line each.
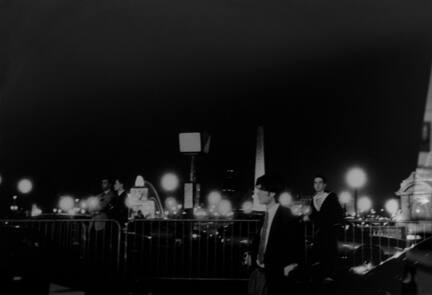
310 192 344 277
251 205 305 292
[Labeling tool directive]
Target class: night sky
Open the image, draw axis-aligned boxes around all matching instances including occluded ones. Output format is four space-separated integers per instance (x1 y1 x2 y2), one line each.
1 0 432 210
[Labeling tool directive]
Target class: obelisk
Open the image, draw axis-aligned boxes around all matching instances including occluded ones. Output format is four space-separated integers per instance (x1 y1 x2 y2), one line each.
253 126 267 211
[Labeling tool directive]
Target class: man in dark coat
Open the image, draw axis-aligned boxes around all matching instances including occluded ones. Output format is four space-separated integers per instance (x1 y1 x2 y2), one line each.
247 174 305 295
310 175 344 282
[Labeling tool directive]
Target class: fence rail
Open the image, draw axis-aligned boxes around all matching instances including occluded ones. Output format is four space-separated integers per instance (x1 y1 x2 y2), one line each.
1 218 431 281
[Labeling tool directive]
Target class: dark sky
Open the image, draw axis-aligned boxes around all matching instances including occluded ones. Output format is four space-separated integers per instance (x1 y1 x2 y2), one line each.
1 0 432 209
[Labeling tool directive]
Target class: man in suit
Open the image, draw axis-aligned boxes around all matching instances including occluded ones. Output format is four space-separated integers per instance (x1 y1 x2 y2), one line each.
310 175 344 283
246 174 305 295
112 177 129 225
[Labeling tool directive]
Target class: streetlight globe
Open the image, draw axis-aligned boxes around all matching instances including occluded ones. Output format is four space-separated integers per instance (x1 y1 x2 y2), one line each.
161 173 180 192
385 199 399 215
278 192 293 207
346 167 367 188
17 178 33 194
358 196 372 212
339 191 352 204
207 191 222 206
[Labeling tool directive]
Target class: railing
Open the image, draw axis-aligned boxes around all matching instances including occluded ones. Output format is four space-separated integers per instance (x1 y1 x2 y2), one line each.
1 217 431 283
0 219 122 273
124 219 261 280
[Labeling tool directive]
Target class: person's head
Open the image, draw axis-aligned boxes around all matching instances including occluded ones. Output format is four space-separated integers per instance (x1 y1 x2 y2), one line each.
114 178 125 192
101 178 112 191
313 175 327 193
254 174 283 206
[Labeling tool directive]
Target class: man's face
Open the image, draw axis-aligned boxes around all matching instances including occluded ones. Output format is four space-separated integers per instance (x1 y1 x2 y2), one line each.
313 177 326 193
114 180 123 191
254 185 275 206
101 179 111 191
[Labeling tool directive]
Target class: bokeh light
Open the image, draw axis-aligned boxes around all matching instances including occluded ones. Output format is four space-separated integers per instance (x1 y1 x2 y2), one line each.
346 168 367 188
161 173 180 192
17 178 33 194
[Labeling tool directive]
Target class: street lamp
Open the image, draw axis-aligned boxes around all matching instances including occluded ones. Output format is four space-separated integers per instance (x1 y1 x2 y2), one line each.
346 167 367 216
385 198 399 216
339 191 353 215
357 196 372 213
17 178 33 194
161 173 180 192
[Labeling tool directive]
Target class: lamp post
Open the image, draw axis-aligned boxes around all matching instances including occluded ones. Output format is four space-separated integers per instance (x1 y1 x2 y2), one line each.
346 167 367 216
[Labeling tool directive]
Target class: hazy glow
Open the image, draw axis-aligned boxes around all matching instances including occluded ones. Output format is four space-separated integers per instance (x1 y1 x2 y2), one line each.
59 196 75 212
134 175 145 187
385 199 399 215
193 207 208 218
217 199 233 216
87 196 100 211
339 191 352 204
0 174 2 185
241 200 254 214
164 196 178 211
346 168 367 188
17 179 33 194
278 192 293 207
207 191 222 206
357 196 372 212
161 173 179 192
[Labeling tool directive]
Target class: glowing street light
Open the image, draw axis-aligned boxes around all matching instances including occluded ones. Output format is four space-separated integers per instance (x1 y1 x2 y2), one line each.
161 173 180 192
241 200 254 214
278 192 293 207
385 199 399 216
217 199 233 216
357 196 372 213
346 167 367 215
58 196 75 212
207 191 222 207
339 191 352 205
17 178 33 194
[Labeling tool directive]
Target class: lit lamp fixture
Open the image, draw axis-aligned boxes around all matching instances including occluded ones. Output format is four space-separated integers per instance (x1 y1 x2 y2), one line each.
17 178 33 194
357 196 372 213
179 132 211 211
385 198 399 216
161 173 180 192
339 191 353 215
346 167 367 216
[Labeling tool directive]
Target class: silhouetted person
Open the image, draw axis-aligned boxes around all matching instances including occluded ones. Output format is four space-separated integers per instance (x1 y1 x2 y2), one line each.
310 175 344 283
245 174 305 295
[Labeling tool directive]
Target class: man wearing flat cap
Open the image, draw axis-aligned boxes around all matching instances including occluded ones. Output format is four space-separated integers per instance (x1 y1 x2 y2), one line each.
247 174 305 295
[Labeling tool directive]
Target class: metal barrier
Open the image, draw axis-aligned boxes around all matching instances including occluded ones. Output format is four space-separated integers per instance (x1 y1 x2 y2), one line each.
335 221 432 267
0 219 122 273
124 219 261 280
1 217 431 282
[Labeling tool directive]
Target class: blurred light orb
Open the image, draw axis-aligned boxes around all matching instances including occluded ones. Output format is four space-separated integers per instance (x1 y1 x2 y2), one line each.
241 200 254 214
346 168 367 188
87 196 100 211
217 199 233 216
0 174 2 185
207 191 222 206
59 196 75 212
165 196 178 210
358 196 372 212
278 192 293 207
79 199 88 209
17 179 33 194
161 173 179 192
385 199 399 215
339 191 352 204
